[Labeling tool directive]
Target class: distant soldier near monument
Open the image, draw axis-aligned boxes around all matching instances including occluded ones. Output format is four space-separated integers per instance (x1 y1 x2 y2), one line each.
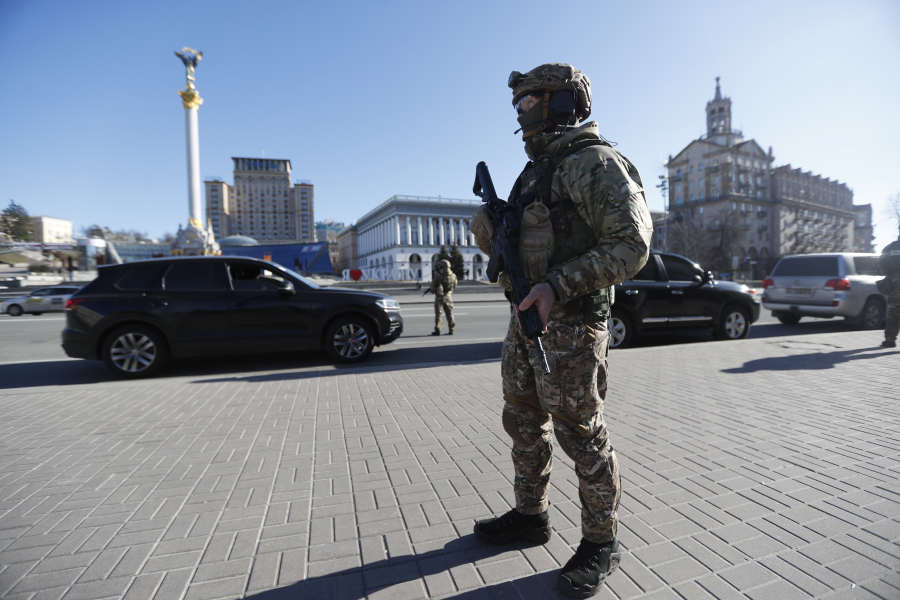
430 260 457 335
879 235 900 348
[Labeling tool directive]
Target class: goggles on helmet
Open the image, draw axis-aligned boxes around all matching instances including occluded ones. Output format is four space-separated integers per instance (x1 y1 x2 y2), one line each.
514 93 544 113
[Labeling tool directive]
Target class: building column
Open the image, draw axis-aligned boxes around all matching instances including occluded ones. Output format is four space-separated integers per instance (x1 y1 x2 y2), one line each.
417 216 423 247
468 220 475 246
428 217 434 245
459 219 466 246
395 216 401 246
405 215 411 245
439 217 445 246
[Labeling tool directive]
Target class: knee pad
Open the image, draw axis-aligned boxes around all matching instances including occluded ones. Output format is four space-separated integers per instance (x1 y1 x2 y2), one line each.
502 409 528 446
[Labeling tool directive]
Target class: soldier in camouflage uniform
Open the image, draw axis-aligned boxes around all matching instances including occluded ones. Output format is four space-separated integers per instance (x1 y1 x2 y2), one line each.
879 237 900 348
431 260 457 336
470 64 652 598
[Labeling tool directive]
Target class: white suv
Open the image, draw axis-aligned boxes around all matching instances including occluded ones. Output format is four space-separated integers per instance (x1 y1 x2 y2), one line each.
762 253 885 329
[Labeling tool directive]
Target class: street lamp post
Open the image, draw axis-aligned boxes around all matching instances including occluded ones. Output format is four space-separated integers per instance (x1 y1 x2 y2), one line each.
656 174 668 251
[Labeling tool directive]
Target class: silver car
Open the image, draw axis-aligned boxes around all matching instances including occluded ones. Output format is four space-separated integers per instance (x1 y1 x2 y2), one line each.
1 286 81 317
761 253 885 329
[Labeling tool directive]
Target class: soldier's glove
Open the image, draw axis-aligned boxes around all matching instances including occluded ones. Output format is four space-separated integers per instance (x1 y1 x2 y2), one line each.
499 271 512 292
470 205 494 255
519 201 554 281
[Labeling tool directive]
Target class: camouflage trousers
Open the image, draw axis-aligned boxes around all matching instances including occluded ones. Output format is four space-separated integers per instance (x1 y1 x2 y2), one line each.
500 305 620 544
434 295 455 331
885 275 900 342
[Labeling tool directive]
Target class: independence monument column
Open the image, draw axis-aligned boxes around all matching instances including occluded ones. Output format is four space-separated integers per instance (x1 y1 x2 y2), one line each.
171 47 219 256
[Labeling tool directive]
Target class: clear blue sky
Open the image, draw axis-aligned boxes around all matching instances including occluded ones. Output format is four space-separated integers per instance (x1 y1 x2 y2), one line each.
1 0 898 250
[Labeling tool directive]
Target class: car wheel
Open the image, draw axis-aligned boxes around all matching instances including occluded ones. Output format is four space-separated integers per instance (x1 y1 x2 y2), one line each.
859 299 885 330
325 316 375 363
607 309 632 349
101 324 169 379
777 314 801 325
6 304 23 317
714 305 751 340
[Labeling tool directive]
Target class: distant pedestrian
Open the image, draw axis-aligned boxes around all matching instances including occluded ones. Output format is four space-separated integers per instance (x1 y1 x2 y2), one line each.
430 260 457 335
879 236 900 348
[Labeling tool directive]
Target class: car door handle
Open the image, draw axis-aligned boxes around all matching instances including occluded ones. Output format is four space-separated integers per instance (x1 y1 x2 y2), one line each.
231 301 248 307
624 290 639 295
147 301 168 307
671 290 684 295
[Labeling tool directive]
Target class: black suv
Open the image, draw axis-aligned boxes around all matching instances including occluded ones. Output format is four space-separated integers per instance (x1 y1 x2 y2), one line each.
609 251 760 348
62 257 403 378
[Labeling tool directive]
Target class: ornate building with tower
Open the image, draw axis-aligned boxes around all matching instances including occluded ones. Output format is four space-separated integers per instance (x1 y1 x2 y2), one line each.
665 79 873 278
204 158 315 243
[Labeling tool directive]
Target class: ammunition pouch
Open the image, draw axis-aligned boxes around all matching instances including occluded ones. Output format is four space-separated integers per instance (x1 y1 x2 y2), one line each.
562 287 613 323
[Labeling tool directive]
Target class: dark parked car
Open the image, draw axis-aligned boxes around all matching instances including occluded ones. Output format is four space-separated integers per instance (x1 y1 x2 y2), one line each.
608 251 760 348
62 257 403 378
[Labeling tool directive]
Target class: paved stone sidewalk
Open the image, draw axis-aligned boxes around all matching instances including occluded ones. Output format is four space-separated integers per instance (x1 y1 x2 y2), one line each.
0 330 897 599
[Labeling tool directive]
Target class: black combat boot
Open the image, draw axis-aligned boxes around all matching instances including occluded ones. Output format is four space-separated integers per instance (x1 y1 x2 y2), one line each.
447 329 454 335
882 340 897 348
431 330 441 336
557 537 621 598
473 508 551 545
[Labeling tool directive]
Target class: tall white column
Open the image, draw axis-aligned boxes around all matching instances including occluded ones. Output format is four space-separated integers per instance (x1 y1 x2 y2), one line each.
458 219 465 246
428 217 434 245
468 222 475 247
185 108 202 223
439 217 445 245
395 216 401 246
417 216 423 246
406 215 411 246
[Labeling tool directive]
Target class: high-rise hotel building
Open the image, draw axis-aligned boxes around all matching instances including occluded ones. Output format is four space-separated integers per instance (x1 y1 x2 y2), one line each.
205 158 315 243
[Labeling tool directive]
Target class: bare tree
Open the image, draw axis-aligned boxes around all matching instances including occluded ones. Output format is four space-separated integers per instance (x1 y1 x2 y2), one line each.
705 208 744 272
667 215 710 266
886 193 900 239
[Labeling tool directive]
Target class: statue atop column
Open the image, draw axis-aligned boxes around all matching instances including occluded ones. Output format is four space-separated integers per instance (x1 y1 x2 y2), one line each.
175 48 204 110
171 47 218 257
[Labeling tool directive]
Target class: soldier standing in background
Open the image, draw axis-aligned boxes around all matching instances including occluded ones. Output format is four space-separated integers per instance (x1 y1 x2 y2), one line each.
431 259 457 336
470 64 652 598
879 236 900 348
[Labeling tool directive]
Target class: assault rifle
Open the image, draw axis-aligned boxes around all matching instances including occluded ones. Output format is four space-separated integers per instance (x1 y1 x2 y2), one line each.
473 161 551 375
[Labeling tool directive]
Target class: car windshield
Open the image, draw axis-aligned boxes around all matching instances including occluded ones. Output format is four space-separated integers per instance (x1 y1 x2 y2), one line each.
276 265 320 289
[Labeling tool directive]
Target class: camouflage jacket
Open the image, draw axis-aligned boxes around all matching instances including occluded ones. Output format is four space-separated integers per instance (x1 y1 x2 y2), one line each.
518 122 653 304
433 269 457 297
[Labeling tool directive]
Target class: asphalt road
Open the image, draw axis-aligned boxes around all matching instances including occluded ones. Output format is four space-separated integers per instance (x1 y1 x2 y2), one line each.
0 295 876 391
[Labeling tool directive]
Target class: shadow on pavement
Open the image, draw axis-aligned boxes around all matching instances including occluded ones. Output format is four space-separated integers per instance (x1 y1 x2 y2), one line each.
621 319 872 349
722 345 898 373
0 342 503 389
244 534 560 600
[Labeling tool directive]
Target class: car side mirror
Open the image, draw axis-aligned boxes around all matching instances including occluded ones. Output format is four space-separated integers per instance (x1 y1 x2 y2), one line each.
278 280 294 297
703 270 713 283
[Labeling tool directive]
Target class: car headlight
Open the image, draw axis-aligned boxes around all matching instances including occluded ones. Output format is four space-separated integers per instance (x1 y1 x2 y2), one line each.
375 298 400 310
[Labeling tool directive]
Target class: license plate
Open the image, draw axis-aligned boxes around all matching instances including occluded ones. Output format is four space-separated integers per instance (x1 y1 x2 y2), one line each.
786 288 810 295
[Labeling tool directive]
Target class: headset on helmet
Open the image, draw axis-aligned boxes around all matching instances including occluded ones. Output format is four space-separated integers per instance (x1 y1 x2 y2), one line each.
509 63 592 138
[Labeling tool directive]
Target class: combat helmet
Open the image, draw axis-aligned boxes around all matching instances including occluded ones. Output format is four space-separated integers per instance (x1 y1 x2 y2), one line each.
509 63 592 138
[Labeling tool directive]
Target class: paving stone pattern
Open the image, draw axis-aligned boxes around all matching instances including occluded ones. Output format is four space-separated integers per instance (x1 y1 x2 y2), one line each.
0 331 898 599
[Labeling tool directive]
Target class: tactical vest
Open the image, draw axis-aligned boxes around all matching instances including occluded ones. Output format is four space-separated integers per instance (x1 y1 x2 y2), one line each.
512 139 613 323
881 240 900 274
